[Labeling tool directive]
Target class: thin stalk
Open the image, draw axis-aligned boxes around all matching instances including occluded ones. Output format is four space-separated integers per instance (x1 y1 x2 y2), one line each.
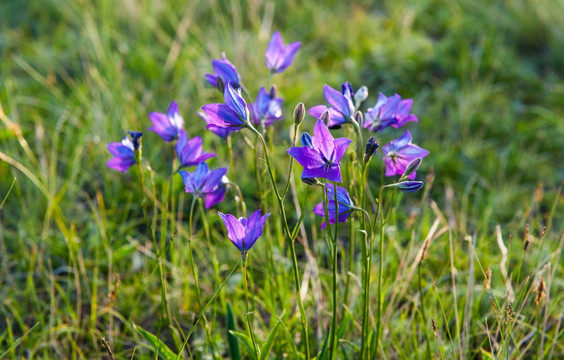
328 182 339 359
281 123 300 199
373 188 385 357
242 257 261 359
227 134 235 180
418 264 432 359
188 196 202 307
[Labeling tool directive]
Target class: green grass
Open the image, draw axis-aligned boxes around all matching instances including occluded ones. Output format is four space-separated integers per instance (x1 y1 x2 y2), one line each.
1 0 563 358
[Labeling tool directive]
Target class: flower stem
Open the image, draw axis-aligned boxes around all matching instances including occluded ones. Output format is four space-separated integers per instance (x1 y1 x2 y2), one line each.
328 182 339 359
374 187 385 357
188 196 203 307
242 257 261 360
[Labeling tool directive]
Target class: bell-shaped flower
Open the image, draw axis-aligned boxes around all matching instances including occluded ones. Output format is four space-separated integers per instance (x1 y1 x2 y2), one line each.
179 162 227 197
287 119 351 183
219 209 270 253
309 83 356 128
175 129 216 168
148 101 184 142
202 82 250 131
364 93 418 132
107 131 142 173
198 111 232 139
204 176 228 209
313 186 354 229
382 130 429 180
265 31 301 74
251 86 283 127
205 53 241 90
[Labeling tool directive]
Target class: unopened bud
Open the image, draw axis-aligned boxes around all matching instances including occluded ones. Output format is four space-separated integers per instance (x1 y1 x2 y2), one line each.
354 111 363 127
269 85 278 99
403 157 423 179
320 110 331 127
363 137 379 164
397 181 424 193
216 77 226 93
300 132 313 148
293 102 305 125
354 85 368 105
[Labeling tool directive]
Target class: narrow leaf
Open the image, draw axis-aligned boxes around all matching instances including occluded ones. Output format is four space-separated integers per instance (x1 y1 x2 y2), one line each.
134 323 177 360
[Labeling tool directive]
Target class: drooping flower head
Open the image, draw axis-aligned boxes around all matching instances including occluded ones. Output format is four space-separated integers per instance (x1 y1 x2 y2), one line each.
202 82 250 132
309 83 356 128
265 31 301 74
179 162 227 197
198 111 233 138
106 131 142 173
287 119 351 183
175 129 216 168
364 93 418 132
313 186 354 229
205 53 242 90
219 209 270 253
148 101 184 142
251 86 283 127
382 130 429 180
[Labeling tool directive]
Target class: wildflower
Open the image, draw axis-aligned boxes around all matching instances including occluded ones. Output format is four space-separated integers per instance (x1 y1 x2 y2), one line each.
364 136 379 164
364 93 417 132
309 83 356 128
382 130 429 180
175 129 216 168
106 131 142 173
198 111 233 139
204 177 227 209
205 53 242 90
396 181 424 193
179 162 227 197
313 186 354 229
265 31 301 74
251 86 283 127
218 209 270 253
287 119 351 183
202 82 250 131
148 101 184 142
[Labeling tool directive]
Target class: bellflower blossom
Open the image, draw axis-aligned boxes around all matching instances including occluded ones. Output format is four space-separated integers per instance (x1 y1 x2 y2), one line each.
364 93 418 132
287 119 351 183
107 131 142 173
202 82 250 131
198 111 232 138
251 86 283 127
218 209 270 253
309 83 356 128
205 176 228 209
148 101 184 142
382 130 429 180
205 53 241 90
265 31 301 74
179 162 227 197
175 129 216 168
313 186 354 229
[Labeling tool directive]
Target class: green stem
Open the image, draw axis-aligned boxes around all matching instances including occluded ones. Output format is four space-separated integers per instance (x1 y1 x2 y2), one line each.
329 182 339 359
373 188 385 357
242 257 261 359
281 123 300 199
188 196 202 307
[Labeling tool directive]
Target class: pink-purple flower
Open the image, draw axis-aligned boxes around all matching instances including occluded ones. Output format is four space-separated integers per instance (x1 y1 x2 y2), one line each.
287 119 351 183
205 53 241 90
148 101 184 142
363 93 418 132
198 111 233 138
309 83 356 128
175 129 216 168
382 130 429 180
106 131 142 173
202 82 250 131
179 162 227 197
218 209 270 253
265 31 301 74
313 186 354 229
251 86 283 127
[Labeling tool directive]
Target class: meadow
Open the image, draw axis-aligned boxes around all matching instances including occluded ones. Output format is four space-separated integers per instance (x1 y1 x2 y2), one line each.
1 0 563 358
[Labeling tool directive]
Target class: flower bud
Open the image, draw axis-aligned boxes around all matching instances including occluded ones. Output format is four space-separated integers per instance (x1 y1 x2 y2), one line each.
397 181 424 193
302 177 324 186
354 110 363 127
269 85 278 99
300 132 313 148
320 110 331 127
402 157 423 179
293 102 305 125
354 85 368 105
363 136 379 164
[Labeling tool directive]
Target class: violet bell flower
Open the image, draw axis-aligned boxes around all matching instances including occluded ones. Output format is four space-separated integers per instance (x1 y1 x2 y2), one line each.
287 119 351 183
175 129 217 168
106 131 142 173
205 176 228 209
382 130 429 180
198 111 233 138
148 101 184 142
179 162 227 197
265 31 301 74
313 185 354 229
202 82 250 131
309 83 356 128
205 53 242 90
364 93 418 132
251 86 283 127
219 209 270 253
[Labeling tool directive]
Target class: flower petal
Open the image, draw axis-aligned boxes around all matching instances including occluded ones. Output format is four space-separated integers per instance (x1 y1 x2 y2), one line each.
312 119 335 160
323 85 351 118
287 146 324 168
218 212 246 251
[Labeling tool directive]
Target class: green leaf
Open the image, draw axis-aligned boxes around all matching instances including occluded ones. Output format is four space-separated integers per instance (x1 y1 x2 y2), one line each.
260 318 282 360
0 322 39 359
229 330 256 359
134 323 177 360
226 303 241 360
480 348 495 359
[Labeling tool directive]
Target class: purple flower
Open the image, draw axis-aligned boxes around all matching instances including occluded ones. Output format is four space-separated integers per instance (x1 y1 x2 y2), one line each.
287 119 351 183
202 82 250 131
313 186 354 229
251 86 283 127
265 31 301 74
205 178 227 209
205 53 241 90
179 162 227 197
218 209 270 253
309 83 356 128
175 129 217 168
148 101 184 142
198 111 233 138
363 93 418 132
382 130 429 180
106 131 142 173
